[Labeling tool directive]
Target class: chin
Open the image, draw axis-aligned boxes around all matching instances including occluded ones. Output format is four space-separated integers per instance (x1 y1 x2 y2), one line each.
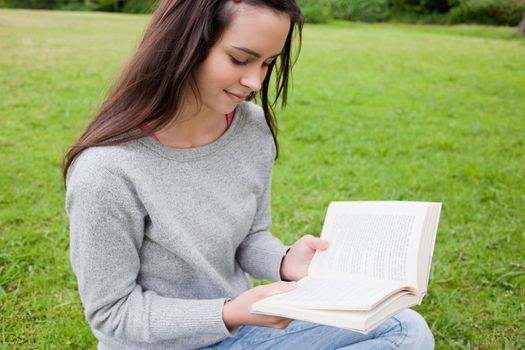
221 102 239 114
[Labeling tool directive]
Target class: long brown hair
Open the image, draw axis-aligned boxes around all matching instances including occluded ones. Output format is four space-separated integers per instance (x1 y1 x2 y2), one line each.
62 0 303 184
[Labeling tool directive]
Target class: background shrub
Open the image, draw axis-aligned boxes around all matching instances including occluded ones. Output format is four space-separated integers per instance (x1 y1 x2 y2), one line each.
1 0 525 28
332 0 390 22
0 0 123 10
122 0 155 13
58 1 89 11
297 0 331 24
0 0 154 12
0 0 68 9
388 0 458 13
449 0 525 25
85 0 120 12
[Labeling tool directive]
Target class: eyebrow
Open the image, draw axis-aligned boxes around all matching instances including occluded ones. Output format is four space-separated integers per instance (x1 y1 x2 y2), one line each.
231 46 281 59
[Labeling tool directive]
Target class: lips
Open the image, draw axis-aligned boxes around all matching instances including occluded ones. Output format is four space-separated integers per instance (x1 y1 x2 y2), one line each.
225 90 247 103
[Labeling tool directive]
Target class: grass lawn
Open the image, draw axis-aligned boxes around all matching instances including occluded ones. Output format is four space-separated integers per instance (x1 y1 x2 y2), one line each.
1 9 524 349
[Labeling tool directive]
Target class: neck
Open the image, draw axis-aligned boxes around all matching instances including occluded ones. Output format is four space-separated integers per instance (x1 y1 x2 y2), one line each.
155 103 228 149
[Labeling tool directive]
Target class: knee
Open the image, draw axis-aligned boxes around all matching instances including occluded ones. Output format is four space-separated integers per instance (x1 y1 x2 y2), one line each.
393 309 435 349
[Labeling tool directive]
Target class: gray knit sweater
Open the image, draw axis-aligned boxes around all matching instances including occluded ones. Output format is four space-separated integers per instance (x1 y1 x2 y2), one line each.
66 101 288 350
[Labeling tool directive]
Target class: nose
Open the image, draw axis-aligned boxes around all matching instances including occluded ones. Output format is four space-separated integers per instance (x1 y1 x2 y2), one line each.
240 65 266 92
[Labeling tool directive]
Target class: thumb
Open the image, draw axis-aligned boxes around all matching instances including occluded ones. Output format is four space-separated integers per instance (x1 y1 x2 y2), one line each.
305 236 329 251
262 281 298 297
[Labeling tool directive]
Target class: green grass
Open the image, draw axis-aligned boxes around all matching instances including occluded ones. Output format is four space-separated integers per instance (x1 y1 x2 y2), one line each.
1 9 524 349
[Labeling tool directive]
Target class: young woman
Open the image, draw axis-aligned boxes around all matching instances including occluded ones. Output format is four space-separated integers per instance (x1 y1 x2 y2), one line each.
63 0 435 349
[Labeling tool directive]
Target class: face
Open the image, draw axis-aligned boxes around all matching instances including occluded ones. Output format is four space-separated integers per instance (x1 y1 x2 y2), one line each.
192 5 291 117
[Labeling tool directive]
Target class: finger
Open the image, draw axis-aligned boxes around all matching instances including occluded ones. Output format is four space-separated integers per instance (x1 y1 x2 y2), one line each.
261 281 297 297
263 315 294 329
314 238 329 250
273 318 293 330
303 235 329 251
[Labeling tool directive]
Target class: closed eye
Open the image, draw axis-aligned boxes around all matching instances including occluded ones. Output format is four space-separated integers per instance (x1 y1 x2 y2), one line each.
230 56 248 66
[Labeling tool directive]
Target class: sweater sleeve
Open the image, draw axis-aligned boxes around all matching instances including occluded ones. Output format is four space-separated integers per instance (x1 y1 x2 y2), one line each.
66 162 233 343
235 163 289 281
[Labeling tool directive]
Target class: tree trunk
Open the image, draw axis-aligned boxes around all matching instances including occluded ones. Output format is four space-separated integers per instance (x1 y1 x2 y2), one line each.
518 11 525 35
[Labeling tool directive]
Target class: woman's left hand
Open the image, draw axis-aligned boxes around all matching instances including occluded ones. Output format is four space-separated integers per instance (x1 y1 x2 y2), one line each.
279 234 329 281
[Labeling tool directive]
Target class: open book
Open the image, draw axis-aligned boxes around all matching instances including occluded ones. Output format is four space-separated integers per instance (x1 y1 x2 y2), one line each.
251 201 442 333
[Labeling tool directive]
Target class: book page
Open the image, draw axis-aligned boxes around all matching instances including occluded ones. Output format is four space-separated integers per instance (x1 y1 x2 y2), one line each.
252 291 420 333
253 276 409 311
309 202 428 284
417 203 442 291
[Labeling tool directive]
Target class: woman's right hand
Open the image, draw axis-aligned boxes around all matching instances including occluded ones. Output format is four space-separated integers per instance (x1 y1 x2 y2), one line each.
222 281 297 331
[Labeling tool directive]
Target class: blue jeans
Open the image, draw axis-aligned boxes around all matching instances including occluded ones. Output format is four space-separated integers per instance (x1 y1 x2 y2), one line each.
201 309 434 350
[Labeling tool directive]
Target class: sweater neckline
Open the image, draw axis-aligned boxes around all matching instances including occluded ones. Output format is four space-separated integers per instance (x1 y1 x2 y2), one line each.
138 102 247 162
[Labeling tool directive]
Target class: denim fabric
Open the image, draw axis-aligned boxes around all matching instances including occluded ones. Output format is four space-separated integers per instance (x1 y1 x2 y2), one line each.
200 309 434 350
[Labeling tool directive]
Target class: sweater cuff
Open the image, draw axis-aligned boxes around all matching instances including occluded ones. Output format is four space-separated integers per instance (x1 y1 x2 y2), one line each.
237 232 289 281
267 244 290 281
149 296 234 341
278 247 291 281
